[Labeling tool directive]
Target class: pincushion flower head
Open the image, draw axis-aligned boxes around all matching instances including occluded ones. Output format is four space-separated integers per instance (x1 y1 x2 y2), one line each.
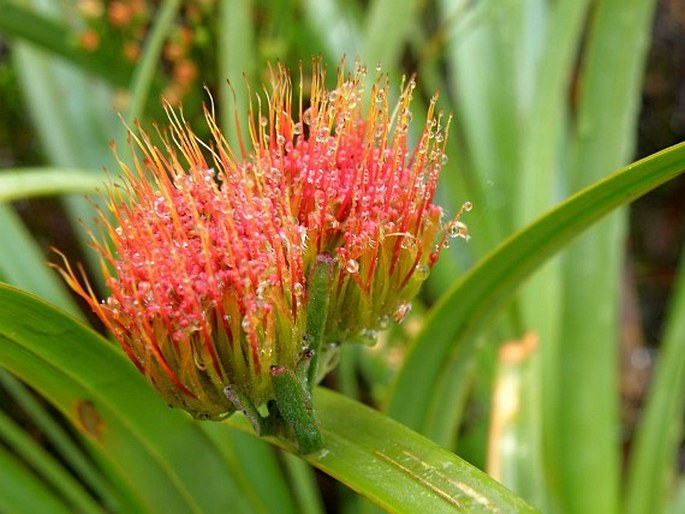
56 60 469 448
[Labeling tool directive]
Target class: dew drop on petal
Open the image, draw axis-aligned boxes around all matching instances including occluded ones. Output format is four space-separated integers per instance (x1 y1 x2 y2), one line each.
463 201 473 212
415 264 430 280
449 221 469 239
393 301 412 323
359 328 379 345
345 259 359 274
377 315 390 330
293 282 304 297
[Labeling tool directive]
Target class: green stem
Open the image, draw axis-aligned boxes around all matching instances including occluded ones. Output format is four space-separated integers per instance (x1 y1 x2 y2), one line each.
270 366 323 454
0 168 103 204
305 254 335 388
223 385 272 437
125 0 182 126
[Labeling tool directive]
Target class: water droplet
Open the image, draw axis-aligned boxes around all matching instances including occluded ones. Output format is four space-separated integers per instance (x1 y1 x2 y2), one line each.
448 221 468 239
241 316 252 331
377 315 390 330
415 264 430 280
400 236 417 250
463 201 473 212
260 116 268 127
393 302 412 323
276 134 286 146
153 197 170 219
256 281 269 299
441 154 449 165
293 122 303 135
345 259 359 274
293 282 304 297
359 328 379 345
375 62 382 72
329 90 338 101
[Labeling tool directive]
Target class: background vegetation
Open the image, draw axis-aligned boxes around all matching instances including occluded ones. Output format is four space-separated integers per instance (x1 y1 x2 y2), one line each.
0 1 684 512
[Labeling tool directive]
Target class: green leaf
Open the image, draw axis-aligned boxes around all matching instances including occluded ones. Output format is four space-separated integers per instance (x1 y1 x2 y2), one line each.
0 167 104 203
361 0 421 69
0 205 81 316
281 453 325 514
387 142 685 442
0 408 102 513
0 369 135 513
0 1 131 87
0 445 73 514
124 0 182 126
0 284 533 513
217 0 256 148
226 388 537 513
0 284 297 514
554 0 657 511
624 238 685 514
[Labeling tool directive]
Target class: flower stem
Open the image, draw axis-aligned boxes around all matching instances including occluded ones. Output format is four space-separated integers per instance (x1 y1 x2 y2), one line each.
305 254 335 388
270 366 323 454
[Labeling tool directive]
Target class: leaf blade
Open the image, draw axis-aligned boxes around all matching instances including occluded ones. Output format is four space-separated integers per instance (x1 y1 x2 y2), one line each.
0 284 294 514
387 143 685 440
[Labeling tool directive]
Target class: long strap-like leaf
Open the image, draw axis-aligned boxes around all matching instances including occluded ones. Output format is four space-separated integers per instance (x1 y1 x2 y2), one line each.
0 284 536 513
387 142 685 441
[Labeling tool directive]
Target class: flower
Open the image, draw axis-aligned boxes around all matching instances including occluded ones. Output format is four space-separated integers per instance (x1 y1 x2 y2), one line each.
55 60 469 421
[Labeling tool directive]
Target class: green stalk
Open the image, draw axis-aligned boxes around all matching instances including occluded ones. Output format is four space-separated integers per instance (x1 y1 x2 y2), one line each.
124 0 182 126
0 168 103 203
513 1 591 508
306 255 334 387
361 0 422 69
217 0 256 149
558 1 657 512
624 240 685 514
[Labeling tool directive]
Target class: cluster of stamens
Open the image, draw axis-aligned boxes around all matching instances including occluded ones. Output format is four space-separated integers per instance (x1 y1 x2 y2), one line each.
56 60 469 419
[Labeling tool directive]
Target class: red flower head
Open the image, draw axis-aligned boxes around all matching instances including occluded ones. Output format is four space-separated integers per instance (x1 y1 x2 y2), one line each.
56 60 470 421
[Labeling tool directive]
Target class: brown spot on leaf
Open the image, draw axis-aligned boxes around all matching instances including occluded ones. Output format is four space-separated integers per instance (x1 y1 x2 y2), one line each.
75 400 105 442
